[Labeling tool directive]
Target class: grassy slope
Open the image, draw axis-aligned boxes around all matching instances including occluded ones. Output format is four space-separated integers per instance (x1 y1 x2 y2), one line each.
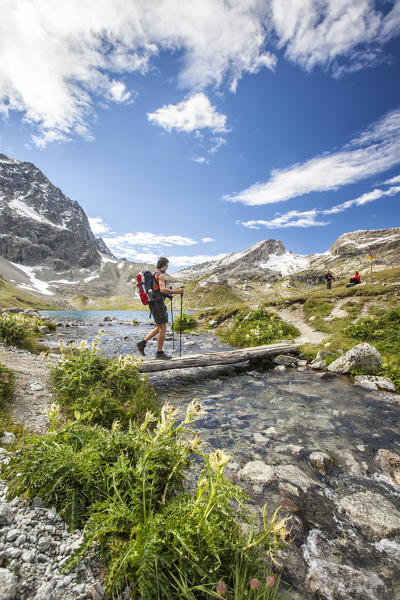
0 277 56 310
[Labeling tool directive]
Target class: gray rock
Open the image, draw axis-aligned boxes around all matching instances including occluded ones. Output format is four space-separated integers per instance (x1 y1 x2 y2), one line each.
354 375 396 392
328 343 382 374
306 561 387 600
309 451 335 475
274 364 286 372
273 355 298 366
87 582 105 600
31 497 44 509
239 460 274 483
375 449 400 486
340 491 400 540
309 360 326 370
37 535 51 552
277 465 322 493
0 504 14 526
0 568 17 600
296 359 307 367
0 432 16 446
34 582 55 600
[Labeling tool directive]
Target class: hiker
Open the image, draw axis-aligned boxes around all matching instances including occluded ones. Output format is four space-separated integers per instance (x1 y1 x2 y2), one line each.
324 270 333 290
346 271 361 287
136 257 184 360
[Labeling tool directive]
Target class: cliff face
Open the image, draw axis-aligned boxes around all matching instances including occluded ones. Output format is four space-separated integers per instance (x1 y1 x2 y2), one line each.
0 154 113 270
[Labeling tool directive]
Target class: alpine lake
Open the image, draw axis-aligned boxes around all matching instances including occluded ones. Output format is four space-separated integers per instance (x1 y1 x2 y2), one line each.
39 310 400 600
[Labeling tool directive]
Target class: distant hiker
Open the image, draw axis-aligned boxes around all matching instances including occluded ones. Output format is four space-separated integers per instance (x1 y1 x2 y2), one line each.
324 270 333 290
136 257 184 360
346 271 361 288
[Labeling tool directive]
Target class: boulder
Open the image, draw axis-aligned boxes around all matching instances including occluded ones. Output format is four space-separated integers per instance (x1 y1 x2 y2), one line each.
273 355 298 366
339 491 400 540
374 449 400 486
277 465 322 493
274 365 286 372
354 375 396 392
328 343 382 374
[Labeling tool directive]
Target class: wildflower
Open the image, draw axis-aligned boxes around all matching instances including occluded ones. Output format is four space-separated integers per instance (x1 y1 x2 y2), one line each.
266 576 275 588
249 578 260 590
209 449 231 471
216 581 227 595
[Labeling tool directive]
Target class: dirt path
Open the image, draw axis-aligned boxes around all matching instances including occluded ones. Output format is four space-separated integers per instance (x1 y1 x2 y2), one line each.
0 343 53 433
269 305 328 345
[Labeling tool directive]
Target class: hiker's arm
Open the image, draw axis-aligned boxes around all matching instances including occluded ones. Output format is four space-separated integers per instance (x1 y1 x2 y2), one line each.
159 274 184 295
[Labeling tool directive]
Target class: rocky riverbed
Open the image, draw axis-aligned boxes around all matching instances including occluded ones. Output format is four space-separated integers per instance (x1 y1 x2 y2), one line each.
1 315 400 599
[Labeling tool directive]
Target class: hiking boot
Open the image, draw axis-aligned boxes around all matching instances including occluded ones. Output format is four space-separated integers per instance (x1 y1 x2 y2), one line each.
136 340 146 356
155 351 172 360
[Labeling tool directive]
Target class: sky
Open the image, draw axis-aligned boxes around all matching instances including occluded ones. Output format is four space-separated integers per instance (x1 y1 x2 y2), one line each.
1 0 400 272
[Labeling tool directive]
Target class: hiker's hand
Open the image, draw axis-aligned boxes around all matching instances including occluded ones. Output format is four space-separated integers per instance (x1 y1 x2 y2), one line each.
176 287 184 295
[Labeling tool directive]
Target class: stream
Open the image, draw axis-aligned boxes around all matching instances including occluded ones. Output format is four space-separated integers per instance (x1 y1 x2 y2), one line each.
40 310 400 600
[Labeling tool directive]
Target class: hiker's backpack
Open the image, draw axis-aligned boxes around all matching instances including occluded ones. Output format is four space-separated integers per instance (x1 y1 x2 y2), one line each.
137 270 156 305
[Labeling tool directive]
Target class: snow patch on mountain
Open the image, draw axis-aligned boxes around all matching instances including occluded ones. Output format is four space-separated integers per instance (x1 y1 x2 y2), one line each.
9 198 66 230
259 252 309 276
11 263 54 296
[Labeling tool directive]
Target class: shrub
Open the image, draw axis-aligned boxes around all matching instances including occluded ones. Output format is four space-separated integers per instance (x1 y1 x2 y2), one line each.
222 309 299 348
0 313 44 346
0 363 15 407
2 402 289 599
172 312 197 332
51 335 158 427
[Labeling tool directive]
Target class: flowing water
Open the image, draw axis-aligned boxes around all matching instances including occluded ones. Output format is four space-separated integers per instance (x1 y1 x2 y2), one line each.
41 311 400 600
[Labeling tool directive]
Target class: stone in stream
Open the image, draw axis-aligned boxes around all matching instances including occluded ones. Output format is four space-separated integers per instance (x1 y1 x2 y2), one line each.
328 343 382 374
339 490 400 541
306 561 387 600
354 375 396 392
309 451 336 475
239 460 275 483
374 449 400 486
273 355 298 367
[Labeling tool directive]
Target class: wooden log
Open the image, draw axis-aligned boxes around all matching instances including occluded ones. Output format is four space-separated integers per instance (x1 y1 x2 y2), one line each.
138 342 298 373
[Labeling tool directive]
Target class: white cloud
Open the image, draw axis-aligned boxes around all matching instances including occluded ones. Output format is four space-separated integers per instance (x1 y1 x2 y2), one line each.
0 0 275 146
147 93 227 134
3 1 397 146
384 174 400 185
270 0 400 76
202 237 215 243
190 156 209 164
103 232 198 254
240 183 400 229
241 210 329 229
89 216 112 235
224 108 400 206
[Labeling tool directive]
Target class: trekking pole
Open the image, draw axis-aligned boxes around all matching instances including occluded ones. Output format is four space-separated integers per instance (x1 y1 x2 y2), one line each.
179 292 183 357
170 296 175 352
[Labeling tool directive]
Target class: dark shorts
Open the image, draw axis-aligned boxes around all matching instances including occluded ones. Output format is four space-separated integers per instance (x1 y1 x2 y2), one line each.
149 297 168 325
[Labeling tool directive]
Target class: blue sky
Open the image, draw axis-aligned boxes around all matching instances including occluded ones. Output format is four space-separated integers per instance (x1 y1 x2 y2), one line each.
1 1 400 271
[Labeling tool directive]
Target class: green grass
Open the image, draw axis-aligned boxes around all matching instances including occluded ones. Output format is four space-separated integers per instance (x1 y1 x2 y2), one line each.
172 312 197 332
220 308 299 348
0 276 56 310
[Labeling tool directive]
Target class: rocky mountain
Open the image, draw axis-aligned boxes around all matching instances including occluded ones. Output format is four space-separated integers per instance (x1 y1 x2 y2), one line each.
175 228 400 298
0 153 154 306
0 153 115 270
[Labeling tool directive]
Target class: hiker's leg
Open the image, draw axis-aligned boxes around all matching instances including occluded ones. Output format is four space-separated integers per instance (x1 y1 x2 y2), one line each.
144 326 159 343
157 323 166 351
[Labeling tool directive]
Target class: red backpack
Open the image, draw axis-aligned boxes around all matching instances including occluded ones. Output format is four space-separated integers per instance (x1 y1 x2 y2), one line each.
136 270 156 305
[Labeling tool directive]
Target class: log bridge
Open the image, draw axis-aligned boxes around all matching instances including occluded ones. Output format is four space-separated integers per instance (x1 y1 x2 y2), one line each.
138 342 298 373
